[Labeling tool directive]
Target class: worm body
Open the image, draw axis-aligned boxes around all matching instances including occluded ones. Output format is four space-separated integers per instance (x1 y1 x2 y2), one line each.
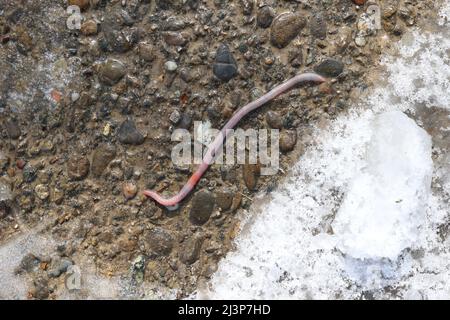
143 72 326 207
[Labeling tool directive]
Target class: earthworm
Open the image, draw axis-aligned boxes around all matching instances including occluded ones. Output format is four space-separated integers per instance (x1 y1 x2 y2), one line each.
143 72 326 208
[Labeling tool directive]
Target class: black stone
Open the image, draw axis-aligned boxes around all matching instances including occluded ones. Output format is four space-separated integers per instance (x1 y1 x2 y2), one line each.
314 58 344 78
213 43 238 82
189 190 215 225
117 119 144 145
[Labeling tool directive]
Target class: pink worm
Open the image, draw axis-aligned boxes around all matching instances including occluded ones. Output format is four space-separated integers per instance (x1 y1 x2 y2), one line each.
143 72 326 207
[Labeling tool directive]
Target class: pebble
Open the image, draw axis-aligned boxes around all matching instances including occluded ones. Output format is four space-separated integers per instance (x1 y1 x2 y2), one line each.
117 119 144 145
4 119 21 139
163 31 187 46
34 184 50 200
165 61 178 72
310 13 327 40
16 190 34 213
213 43 238 82
144 227 174 256
314 58 344 78
23 165 37 183
91 144 116 176
123 181 138 199
138 42 155 61
80 20 98 36
15 253 40 274
243 163 259 191
279 130 297 152
266 111 283 129
31 276 49 300
67 154 90 180
240 0 254 16
169 110 181 124
189 190 215 225
68 0 90 11
180 234 203 265
98 59 126 85
16 159 26 170
353 0 366 4
270 12 306 48
355 34 367 47
257 5 275 28
47 257 73 278
215 189 233 211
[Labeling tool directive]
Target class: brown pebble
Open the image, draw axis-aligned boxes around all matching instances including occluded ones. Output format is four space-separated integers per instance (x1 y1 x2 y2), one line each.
280 130 297 153
80 20 98 36
353 0 366 5
123 182 138 199
67 155 90 180
243 163 260 191
16 159 26 170
68 0 90 11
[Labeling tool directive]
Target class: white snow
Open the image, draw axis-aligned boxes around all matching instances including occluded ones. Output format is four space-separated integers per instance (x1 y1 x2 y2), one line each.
333 111 433 261
198 2 450 300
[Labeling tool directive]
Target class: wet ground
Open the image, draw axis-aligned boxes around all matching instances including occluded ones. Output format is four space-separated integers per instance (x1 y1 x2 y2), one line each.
0 0 443 299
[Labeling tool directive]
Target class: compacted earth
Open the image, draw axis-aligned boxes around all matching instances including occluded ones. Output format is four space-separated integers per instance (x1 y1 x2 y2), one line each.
0 0 439 299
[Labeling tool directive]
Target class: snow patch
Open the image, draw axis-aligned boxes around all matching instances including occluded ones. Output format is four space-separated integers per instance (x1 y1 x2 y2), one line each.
333 111 433 260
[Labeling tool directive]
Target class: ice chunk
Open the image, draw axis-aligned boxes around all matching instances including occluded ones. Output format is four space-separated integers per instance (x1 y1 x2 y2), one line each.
333 111 433 260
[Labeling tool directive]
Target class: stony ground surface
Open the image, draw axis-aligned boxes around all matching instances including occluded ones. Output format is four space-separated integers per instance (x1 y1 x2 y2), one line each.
0 0 440 299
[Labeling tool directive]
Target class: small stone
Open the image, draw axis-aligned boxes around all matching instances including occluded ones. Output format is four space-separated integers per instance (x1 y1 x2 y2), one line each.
91 144 116 176
266 111 283 129
144 227 174 256
98 59 126 85
80 20 98 36
163 31 187 46
165 61 178 72
131 255 146 284
240 0 254 15
123 181 138 199
68 0 90 11
314 58 344 78
16 190 34 213
52 188 64 205
280 130 297 153
31 276 49 300
213 43 238 82
310 13 327 40
102 123 111 136
270 12 306 48
257 5 275 28
67 154 90 180
138 42 154 61
4 119 21 139
215 190 233 211
243 163 259 191
169 110 181 124
117 119 144 145
16 159 26 170
355 34 367 47
180 234 203 265
47 257 73 278
23 165 37 183
353 0 366 5
15 253 40 274
189 190 215 225
34 184 49 200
